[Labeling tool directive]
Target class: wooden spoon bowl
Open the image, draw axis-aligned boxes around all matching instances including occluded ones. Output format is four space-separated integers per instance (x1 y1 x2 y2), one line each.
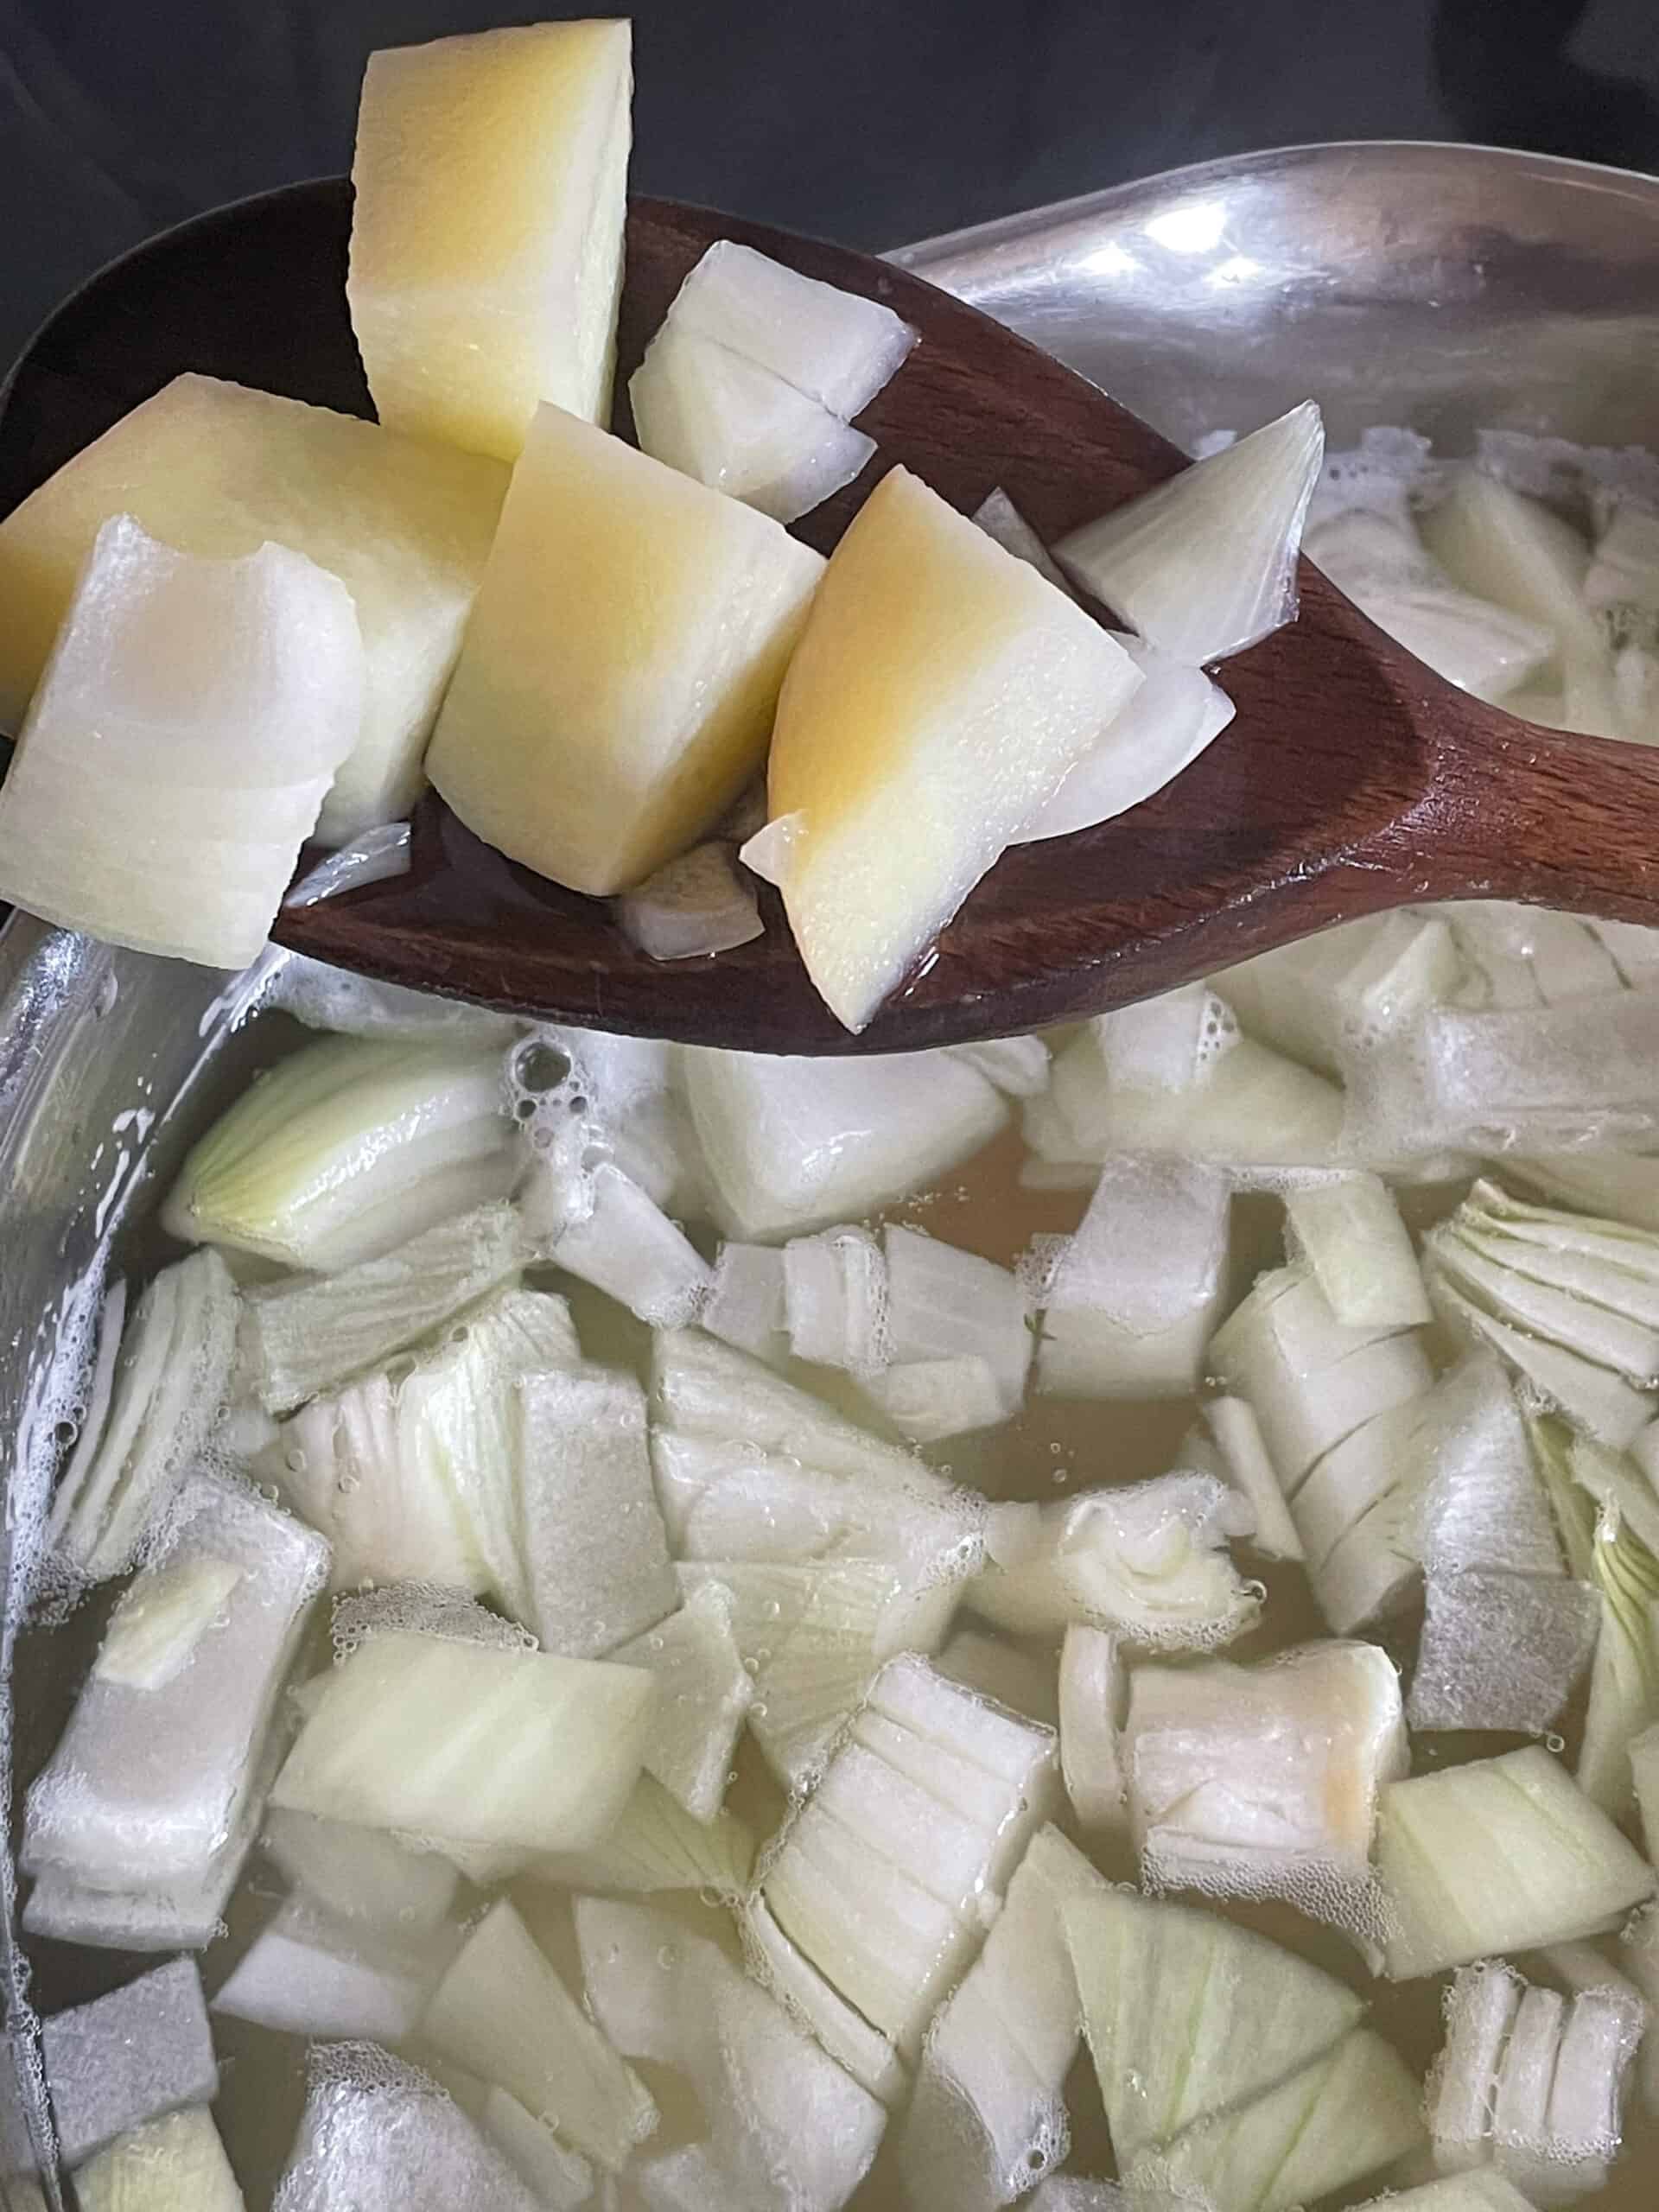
7 179 1659 1052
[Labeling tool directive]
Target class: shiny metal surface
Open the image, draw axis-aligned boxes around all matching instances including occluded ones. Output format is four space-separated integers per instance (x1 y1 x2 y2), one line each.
5 139 1659 2198
896 139 1659 455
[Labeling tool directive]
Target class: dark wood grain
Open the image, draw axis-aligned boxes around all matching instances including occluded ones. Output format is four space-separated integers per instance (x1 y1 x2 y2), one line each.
7 177 1659 1052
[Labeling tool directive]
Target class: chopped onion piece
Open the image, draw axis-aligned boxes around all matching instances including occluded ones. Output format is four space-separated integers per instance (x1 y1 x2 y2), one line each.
736 810 799 888
23 1735 282 1954
38 1961 217 2171
420 1899 656 2172
1285 1171 1432 1327
48 1249 237 1579
527 1773 754 1896
1374 1746 1656 1980
784 1225 890 1373
478 2091 593 2212
652 1428 981 1607
1432 1274 1654 1448
1620 1904 1659 2116
283 820 414 908
1534 1422 1659 1815
73 2107 245 2212
1415 1350 1565 1574
1432 1961 1527 2174
162 1033 518 1272
1124 1642 1405 1927
514 1364 675 1656
898 1827 1105 2211
1412 1570 1599 1738
272 2044 542 2212
1364 586 1555 702
1306 502 1440 586
1216 907 1465 1081
1342 985 1659 1160
1429 1225 1659 1388
741 1892 909 2104
1446 901 1625 1008
1199 1395 1305 1562
0 516 362 967
1404 1354 1598 1733
700 1241 789 1363
1514 1147 1659 1233
1211 1261 1433 1493
681 1042 1007 1238
1309 500 1554 699
1045 989 1346 1170
630 325 874 523
1433 1961 1649 2203
545 1162 712 1326
238 1199 523 1414
607 1580 755 1821
677 1557 951 1789
1058 1624 1129 1837
969 1471 1257 1648
276 1364 479 1603
618 840 764 960
1425 1179 1659 1430
23 1473 326 1898
652 1325 983 1587
260 1807 459 1939
1441 1177 1659 1322
213 1897 455 2044
1586 499 1659 614
1016 636 1236 842
50 1269 126 1544
578 1894 887 2212
276 1285 579 1604
875 1224 1029 1426
1632 1721 1659 1860
1062 1887 1364 2167
1420 467 1603 663
1033 1156 1228 1400
1313 1508 1422 1638
1270 1402 1408 1571
1054 402 1324 665
1146 2028 1427 2212
270 1630 654 1856
760 1656 1055 2061
664 238 918 418
1539 1984 1646 2196
970 488 1076 594
327 1580 540 1661
93 1556 241 1692
950 1033 1052 1097
864 1355 1011 1445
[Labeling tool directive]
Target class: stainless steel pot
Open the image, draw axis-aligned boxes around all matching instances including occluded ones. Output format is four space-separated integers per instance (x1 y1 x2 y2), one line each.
5 139 1659 2199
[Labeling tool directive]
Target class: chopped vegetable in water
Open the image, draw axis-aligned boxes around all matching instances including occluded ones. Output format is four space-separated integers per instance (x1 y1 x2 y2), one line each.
20 26 1659 2210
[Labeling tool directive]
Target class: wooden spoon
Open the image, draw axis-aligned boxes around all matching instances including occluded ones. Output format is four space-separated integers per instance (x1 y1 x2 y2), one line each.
7 179 1659 1055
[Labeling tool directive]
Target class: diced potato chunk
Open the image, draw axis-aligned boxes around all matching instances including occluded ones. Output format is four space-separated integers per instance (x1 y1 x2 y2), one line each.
349 20 632 459
427 404 823 893
760 465 1141 1031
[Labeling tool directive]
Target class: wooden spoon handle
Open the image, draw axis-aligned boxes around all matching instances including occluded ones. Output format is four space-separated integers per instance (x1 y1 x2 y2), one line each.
1364 689 1659 928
